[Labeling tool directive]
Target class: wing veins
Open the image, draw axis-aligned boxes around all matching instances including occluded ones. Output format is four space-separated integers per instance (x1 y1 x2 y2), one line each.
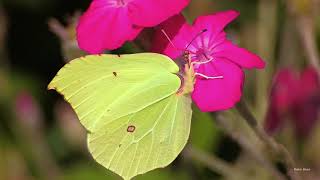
64 74 113 100
91 75 176 130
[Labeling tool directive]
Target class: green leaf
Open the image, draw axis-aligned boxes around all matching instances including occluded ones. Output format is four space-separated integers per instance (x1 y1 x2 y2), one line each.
190 106 220 151
48 53 192 180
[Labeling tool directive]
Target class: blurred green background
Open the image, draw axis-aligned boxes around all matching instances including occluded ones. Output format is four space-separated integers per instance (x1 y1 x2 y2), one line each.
1 0 320 179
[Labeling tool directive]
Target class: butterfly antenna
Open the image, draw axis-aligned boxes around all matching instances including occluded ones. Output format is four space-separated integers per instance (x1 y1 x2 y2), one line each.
185 29 207 50
161 29 178 50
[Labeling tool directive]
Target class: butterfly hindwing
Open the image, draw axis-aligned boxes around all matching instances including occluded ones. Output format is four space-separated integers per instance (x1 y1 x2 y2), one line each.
88 95 191 180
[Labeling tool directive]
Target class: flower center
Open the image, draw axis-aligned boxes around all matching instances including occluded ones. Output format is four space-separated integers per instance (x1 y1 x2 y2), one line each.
195 48 212 63
110 0 131 7
188 48 224 80
118 0 126 5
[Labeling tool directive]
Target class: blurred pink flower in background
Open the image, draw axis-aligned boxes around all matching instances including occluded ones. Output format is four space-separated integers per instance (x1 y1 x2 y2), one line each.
14 91 61 178
152 11 265 112
77 0 190 53
265 67 320 138
293 68 320 137
264 69 298 133
15 91 43 130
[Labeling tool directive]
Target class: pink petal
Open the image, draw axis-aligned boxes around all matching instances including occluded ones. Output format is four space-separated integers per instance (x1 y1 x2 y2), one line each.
152 11 241 60
264 105 283 135
195 56 224 78
162 24 195 59
299 67 320 97
151 14 190 58
264 69 297 135
293 67 320 137
128 0 190 27
193 10 239 36
192 58 244 112
77 0 142 54
270 69 298 112
213 40 265 69
292 102 319 138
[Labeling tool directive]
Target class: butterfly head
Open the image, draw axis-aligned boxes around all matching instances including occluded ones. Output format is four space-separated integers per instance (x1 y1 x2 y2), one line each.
160 28 224 93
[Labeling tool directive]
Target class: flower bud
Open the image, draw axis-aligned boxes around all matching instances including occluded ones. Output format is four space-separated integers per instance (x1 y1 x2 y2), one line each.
15 91 42 130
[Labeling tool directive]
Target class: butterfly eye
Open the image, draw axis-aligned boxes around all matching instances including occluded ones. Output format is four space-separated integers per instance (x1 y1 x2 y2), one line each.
183 50 190 60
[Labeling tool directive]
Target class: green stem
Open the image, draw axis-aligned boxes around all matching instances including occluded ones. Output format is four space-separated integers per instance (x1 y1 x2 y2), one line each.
296 16 320 75
255 0 278 118
183 146 239 177
214 114 286 180
236 100 300 180
286 0 320 77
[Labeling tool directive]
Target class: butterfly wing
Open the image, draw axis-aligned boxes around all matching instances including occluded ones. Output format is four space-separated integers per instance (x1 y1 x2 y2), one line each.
48 53 192 179
88 94 191 180
48 53 180 132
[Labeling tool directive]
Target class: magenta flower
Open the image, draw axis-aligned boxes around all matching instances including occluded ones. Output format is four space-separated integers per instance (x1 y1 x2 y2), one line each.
265 67 320 138
264 69 299 134
152 10 265 112
77 0 190 54
293 68 320 137
15 91 43 129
